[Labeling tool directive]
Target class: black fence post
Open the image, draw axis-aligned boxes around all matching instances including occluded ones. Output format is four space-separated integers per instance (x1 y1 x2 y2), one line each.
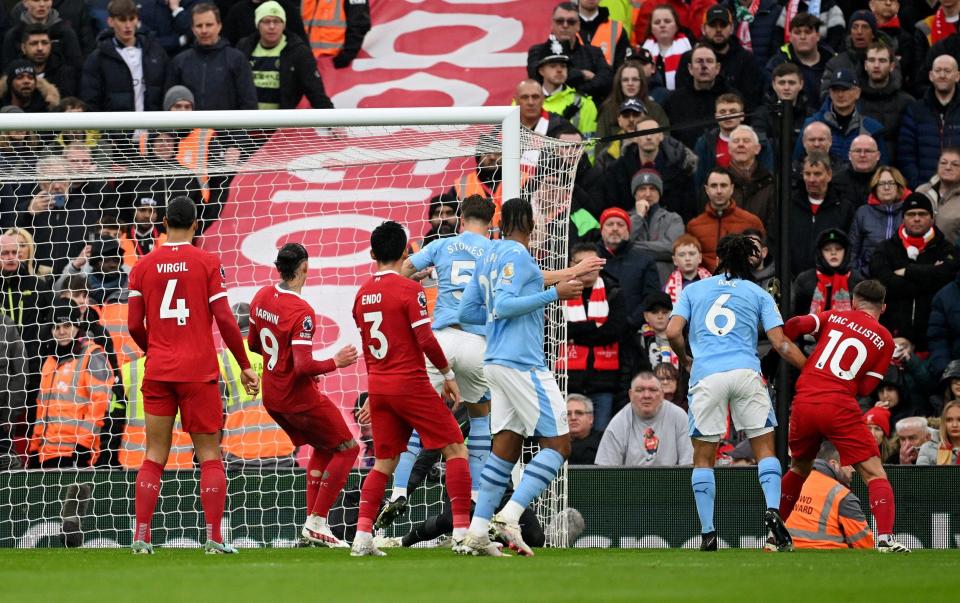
776 99 794 464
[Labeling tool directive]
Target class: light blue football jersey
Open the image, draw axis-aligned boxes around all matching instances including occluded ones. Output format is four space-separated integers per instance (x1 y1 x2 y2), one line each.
672 275 783 385
408 231 492 336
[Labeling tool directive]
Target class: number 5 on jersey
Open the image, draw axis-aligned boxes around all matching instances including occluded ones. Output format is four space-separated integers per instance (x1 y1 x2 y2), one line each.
160 279 190 325
363 311 388 359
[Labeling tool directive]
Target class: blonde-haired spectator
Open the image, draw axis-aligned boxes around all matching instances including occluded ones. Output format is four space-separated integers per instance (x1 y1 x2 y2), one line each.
917 402 960 465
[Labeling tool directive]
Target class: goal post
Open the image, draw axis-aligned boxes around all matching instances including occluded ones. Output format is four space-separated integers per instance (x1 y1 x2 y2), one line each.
0 107 580 549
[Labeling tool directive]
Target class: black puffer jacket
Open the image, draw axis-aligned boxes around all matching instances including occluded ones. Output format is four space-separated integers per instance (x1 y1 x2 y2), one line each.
81 31 169 112
165 38 258 111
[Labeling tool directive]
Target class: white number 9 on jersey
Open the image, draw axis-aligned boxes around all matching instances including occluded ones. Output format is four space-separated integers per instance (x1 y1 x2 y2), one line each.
259 327 279 370
704 294 736 336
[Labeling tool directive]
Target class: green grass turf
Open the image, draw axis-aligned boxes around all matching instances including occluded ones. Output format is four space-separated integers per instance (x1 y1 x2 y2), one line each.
1 548 956 602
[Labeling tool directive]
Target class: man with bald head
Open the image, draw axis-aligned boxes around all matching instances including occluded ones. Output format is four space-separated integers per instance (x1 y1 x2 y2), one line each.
833 135 881 208
899 54 960 188
513 78 574 136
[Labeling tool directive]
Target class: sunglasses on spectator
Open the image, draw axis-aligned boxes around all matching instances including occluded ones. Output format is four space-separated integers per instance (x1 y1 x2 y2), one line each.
553 18 579 26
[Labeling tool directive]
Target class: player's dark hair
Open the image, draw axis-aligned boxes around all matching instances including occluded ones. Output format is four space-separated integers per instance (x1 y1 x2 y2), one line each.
853 279 886 306
370 221 407 263
460 194 496 224
715 233 759 281
500 197 534 238
165 196 197 229
274 243 308 281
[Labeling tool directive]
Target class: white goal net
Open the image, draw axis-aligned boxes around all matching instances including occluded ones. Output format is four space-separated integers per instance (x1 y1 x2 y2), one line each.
0 108 581 549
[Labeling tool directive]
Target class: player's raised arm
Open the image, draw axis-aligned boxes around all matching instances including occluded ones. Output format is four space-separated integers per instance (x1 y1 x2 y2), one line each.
759 291 807 370
542 254 606 286
493 250 582 318
458 268 487 325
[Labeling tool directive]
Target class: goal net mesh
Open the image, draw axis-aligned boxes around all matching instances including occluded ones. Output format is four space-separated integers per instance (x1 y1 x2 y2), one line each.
0 118 581 549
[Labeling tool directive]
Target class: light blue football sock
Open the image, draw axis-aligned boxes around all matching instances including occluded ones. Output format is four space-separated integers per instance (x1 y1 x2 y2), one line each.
757 456 783 510
505 448 564 515
473 453 514 521
692 467 716 534
467 416 491 493
391 432 422 495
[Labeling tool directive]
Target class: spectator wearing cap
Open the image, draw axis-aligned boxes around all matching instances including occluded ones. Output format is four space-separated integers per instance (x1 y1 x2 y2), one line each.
848 166 909 280
857 43 913 163
2 0 84 70
917 147 960 244
576 0 630 70
0 59 59 112
918 401 960 466
772 0 846 55
80 0 168 113
765 12 836 113
725 0 781 67
57 235 130 304
821 10 899 93
595 206 660 330
864 406 897 464
526 2 613 104
935 360 960 416
603 116 698 222
595 371 692 467
120 195 167 265
788 152 854 276
686 166 764 271
538 46 599 138
595 97 648 172
663 45 741 150
596 61 669 140
236 1 333 110
27 300 113 469
898 54 960 189
633 290 677 372
566 394 603 464
673 5 764 111
871 192 960 350
21 23 77 98
559 242 630 430
927 264 960 381
792 227 859 317
224 0 306 47
626 168 682 284
165 2 257 111
795 68 889 165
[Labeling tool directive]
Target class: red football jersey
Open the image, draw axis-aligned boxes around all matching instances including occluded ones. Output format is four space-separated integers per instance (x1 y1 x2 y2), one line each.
793 309 895 407
249 284 322 413
128 242 227 382
353 271 433 395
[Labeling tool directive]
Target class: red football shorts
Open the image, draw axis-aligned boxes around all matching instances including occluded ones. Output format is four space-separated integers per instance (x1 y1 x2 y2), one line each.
789 401 880 466
266 394 354 450
141 379 222 433
368 390 464 459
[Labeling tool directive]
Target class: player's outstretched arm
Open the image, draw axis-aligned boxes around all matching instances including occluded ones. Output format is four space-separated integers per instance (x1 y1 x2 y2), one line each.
293 344 358 377
127 293 148 352
665 315 691 371
457 272 487 325
767 326 807 370
542 255 606 286
783 314 819 340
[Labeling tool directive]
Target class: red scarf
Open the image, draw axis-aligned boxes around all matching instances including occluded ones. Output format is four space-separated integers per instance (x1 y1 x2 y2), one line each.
878 16 901 30
736 0 761 51
557 278 619 372
930 9 958 46
664 267 713 304
898 225 935 260
810 271 852 314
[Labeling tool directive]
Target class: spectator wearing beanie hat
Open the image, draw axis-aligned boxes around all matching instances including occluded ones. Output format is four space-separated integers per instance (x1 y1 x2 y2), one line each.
871 192 960 351
236 0 333 110
0 59 59 112
595 206 660 329
821 10 900 93
163 85 194 111
223 0 308 47
627 169 683 284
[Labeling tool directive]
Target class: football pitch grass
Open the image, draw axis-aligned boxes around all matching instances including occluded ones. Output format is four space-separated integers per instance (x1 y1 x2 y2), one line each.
1 548 956 602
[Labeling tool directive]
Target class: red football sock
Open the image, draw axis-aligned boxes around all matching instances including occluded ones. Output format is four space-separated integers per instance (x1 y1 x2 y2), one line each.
134 459 164 543
306 449 333 515
868 478 896 536
200 460 227 543
311 446 358 518
356 469 389 534
779 469 807 520
445 457 472 530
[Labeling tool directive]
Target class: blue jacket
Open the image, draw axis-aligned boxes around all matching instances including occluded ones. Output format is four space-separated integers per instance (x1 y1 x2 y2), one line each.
928 271 960 377
848 197 905 280
794 98 889 164
897 88 960 189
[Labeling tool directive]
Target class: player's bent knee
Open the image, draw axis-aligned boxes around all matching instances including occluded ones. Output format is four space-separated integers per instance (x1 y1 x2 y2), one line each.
336 439 359 451
466 401 490 418
744 426 774 440
441 442 468 460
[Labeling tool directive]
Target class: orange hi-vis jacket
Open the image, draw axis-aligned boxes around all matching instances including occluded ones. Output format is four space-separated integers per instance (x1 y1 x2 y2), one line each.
219 343 295 460
454 170 503 235
138 129 213 203
303 0 347 57
118 356 195 469
785 464 875 549
30 340 113 465
589 18 623 65
98 302 143 369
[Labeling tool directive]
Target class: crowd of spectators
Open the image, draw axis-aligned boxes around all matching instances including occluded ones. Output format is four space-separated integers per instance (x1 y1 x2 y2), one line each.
2 0 960 473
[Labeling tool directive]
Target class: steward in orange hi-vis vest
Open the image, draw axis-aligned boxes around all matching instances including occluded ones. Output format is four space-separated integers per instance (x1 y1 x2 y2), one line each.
785 459 875 549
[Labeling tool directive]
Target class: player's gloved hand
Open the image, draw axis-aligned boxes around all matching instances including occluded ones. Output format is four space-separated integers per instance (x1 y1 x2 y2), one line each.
240 368 260 396
555 279 584 300
334 345 359 368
